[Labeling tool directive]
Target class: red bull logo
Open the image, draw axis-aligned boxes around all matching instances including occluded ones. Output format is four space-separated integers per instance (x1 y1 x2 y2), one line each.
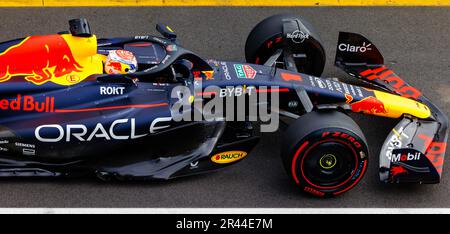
390 165 408 177
0 94 55 112
193 70 215 80
0 35 83 85
351 96 387 114
202 71 214 80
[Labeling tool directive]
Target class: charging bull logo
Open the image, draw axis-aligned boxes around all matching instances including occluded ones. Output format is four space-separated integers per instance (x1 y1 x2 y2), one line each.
351 96 387 114
0 35 83 85
390 165 408 177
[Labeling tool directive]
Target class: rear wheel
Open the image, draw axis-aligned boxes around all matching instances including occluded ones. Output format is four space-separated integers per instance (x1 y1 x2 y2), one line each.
245 14 326 76
282 111 368 197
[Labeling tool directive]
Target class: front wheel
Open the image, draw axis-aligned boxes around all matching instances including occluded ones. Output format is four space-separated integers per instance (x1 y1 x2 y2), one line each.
281 111 368 198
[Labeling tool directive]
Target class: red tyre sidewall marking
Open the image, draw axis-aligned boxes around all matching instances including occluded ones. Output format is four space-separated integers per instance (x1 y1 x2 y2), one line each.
333 160 367 196
294 138 359 190
255 35 283 65
291 141 310 184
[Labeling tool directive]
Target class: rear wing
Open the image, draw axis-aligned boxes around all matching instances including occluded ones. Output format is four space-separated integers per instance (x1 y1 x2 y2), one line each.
334 32 448 184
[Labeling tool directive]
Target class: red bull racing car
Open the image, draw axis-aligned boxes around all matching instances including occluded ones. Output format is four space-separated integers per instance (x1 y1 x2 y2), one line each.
0 15 447 197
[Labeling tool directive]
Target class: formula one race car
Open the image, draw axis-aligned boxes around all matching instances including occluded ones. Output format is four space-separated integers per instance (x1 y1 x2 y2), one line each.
0 15 447 197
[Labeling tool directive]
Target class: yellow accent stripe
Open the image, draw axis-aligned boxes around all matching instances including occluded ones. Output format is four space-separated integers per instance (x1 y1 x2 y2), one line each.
392 128 401 138
166 26 174 32
2 0 450 7
373 90 431 119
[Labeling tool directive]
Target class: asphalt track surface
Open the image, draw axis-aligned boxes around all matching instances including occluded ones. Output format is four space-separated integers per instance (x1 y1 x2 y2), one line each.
0 7 449 208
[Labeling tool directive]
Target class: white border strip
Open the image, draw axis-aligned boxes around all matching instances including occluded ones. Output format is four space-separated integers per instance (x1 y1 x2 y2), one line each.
0 208 449 214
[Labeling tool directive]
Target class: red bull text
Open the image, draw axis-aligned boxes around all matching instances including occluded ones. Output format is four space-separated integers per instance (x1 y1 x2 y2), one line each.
0 95 55 113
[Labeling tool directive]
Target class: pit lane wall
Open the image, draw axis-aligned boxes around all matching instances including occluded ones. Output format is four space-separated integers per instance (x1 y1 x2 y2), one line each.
3 0 450 6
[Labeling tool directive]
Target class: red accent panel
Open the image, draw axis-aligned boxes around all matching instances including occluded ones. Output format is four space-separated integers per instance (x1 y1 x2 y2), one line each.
55 102 168 113
127 42 152 47
255 88 290 93
280 72 302 82
197 91 217 96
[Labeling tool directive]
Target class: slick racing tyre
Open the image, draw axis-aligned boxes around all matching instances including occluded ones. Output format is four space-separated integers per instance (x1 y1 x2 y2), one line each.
245 14 326 77
282 111 368 198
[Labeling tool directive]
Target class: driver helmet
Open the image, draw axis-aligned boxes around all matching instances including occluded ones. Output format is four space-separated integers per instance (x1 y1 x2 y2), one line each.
105 50 138 74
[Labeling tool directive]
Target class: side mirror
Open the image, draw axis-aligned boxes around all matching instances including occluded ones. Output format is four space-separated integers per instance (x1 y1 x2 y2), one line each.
69 18 92 37
156 23 177 42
